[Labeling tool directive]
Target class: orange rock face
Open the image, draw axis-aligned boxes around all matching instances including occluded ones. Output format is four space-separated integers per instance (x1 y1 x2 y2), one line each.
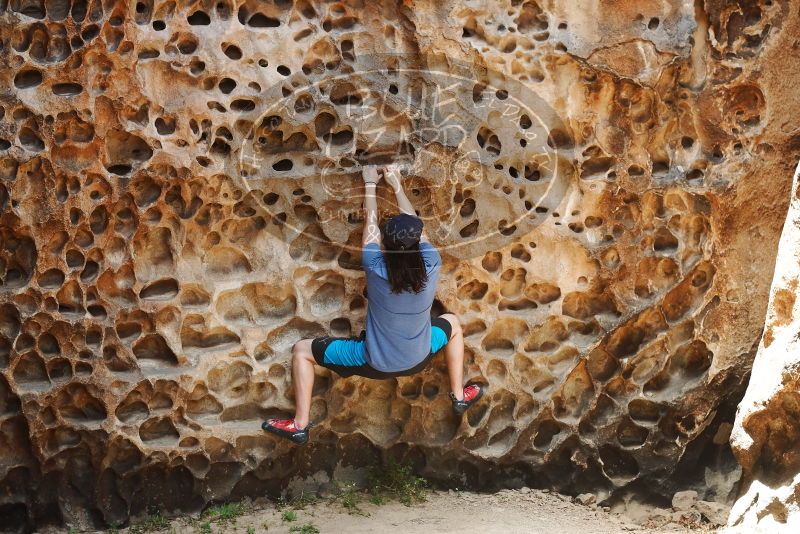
1 0 800 530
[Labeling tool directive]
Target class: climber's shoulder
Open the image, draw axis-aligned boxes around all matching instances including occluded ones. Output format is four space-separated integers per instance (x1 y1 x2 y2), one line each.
362 243 387 275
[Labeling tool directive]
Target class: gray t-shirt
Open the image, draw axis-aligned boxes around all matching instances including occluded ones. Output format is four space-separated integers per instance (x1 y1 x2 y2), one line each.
361 242 441 372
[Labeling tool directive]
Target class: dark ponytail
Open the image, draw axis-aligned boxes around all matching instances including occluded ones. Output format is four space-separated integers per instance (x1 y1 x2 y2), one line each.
383 243 429 294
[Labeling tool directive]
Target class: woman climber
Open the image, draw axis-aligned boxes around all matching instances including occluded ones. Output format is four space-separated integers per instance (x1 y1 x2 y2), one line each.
262 164 485 444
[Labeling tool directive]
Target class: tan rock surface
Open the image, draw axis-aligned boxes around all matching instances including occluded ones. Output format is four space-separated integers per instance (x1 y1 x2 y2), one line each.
1 0 800 530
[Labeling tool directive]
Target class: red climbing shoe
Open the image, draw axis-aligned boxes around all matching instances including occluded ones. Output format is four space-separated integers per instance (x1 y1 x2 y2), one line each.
262 419 312 444
449 383 485 414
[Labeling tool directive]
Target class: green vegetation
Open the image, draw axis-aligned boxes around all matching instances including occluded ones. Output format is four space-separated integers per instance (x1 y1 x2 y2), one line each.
110 465 427 533
129 510 171 533
336 481 367 516
367 461 428 506
202 502 245 523
274 489 319 527
289 524 320 534
288 490 318 510
326 481 369 515
327 462 429 513
281 509 298 522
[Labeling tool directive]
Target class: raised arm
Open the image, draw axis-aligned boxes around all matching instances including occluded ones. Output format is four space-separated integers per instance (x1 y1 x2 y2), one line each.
383 164 428 242
362 165 381 247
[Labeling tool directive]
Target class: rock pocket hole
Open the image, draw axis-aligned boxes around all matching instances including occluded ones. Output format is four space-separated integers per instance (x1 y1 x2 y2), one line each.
140 278 179 300
52 83 83 96
14 69 43 89
133 334 178 365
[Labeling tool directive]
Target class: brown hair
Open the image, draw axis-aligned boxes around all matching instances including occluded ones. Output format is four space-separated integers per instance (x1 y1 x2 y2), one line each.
383 242 429 294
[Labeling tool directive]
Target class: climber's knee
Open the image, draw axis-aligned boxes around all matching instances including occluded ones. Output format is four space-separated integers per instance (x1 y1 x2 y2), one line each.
439 313 463 340
292 339 314 363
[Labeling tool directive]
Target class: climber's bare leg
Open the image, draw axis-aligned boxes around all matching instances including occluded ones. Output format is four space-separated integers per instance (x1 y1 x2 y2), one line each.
439 313 465 401
291 339 315 429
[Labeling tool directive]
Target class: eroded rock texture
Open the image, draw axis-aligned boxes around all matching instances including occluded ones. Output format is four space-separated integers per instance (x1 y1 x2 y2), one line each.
2 0 800 530
728 160 800 533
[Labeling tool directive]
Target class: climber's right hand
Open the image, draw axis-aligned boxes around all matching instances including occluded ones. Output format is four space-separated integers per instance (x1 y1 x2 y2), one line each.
383 164 403 193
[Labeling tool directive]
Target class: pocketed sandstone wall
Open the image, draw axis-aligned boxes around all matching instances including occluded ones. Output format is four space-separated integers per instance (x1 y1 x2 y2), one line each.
2 0 800 530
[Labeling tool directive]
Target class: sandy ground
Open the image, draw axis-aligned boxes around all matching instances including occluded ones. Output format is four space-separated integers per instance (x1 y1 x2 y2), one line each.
104 489 721 534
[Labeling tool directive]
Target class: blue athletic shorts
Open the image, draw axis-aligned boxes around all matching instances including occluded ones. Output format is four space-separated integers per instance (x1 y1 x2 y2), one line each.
311 316 453 379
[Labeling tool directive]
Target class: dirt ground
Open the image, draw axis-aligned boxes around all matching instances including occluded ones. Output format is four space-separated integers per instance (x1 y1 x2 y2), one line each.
99 488 722 534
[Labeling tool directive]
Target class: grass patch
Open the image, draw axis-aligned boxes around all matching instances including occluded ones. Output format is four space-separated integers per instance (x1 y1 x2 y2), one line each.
115 467 424 534
202 502 245 524
324 463 429 512
281 509 298 522
288 490 318 510
367 461 427 506
336 481 367 516
128 510 171 533
339 483 364 515
289 524 320 534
